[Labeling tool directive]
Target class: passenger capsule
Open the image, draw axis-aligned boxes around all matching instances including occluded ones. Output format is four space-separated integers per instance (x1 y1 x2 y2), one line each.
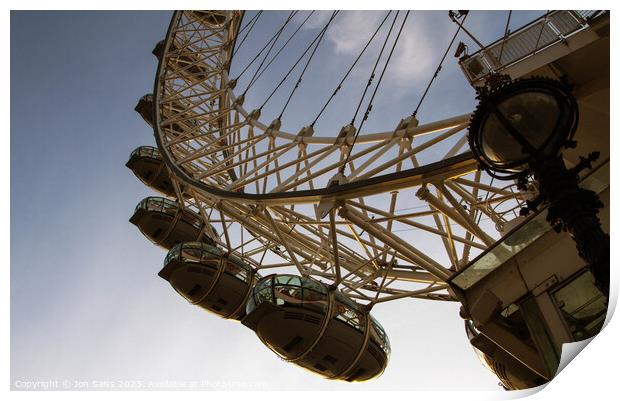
242 274 390 382
152 40 210 84
159 242 259 320
134 94 154 127
129 196 215 249
134 94 198 134
126 146 175 197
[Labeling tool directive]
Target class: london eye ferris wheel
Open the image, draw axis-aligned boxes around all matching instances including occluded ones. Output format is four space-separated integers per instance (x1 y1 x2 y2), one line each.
126 10 609 389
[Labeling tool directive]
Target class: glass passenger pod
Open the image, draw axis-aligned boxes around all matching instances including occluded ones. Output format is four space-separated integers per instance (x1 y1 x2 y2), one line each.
126 146 176 197
159 242 259 320
134 93 199 135
129 196 215 250
134 94 154 127
152 39 211 84
242 274 390 382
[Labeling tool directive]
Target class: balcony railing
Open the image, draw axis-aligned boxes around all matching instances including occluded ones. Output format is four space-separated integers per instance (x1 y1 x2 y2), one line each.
459 10 605 85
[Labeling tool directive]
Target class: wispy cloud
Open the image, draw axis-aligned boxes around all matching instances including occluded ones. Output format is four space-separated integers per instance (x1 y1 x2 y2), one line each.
294 10 334 30
325 11 385 54
390 13 444 87
320 11 451 91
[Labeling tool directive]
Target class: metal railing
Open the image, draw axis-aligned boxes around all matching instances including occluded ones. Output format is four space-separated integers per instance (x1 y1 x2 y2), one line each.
459 10 604 85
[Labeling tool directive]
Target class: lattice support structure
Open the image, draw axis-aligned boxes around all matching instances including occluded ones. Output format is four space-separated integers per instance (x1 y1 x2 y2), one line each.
150 11 527 305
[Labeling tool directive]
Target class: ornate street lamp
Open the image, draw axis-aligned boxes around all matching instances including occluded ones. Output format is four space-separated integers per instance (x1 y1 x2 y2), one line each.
468 76 609 297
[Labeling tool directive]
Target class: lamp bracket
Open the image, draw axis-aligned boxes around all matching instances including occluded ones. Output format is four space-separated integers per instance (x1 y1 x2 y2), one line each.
569 151 600 176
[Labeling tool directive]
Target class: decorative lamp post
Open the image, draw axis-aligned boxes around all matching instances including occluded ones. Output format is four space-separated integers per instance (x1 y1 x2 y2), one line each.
468 76 609 297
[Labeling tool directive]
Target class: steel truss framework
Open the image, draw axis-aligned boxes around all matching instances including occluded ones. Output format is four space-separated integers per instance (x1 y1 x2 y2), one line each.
150 10 530 306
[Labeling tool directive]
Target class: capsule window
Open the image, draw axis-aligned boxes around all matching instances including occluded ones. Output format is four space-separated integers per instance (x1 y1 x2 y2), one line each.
334 302 364 332
246 295 256 313
370 318 390 356
128 147 161 171
135 199 145 212
255 287 273 304
225 260 250 283
369 323 381 346
181 246 203 262
301 277 327 294
162 202 177 216
164 245 181 265
335 292 361 311
147 198 163 211
274 285 303 306
275 275 301 286
255 277 273 293
301 289 328 313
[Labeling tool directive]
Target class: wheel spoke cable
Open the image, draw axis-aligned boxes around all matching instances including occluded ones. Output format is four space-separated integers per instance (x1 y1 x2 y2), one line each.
349 11 399 129
233 10 263 58
234 11 295 80
278 10 339 120
249 11 316 92
310 10 393 127
259 11 339 111
342 11 410 174
242 10 298 96
411 12 468 118
238 10 261 35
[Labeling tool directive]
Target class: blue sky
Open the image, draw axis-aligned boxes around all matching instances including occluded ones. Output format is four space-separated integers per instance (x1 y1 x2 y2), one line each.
10 9 586 391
